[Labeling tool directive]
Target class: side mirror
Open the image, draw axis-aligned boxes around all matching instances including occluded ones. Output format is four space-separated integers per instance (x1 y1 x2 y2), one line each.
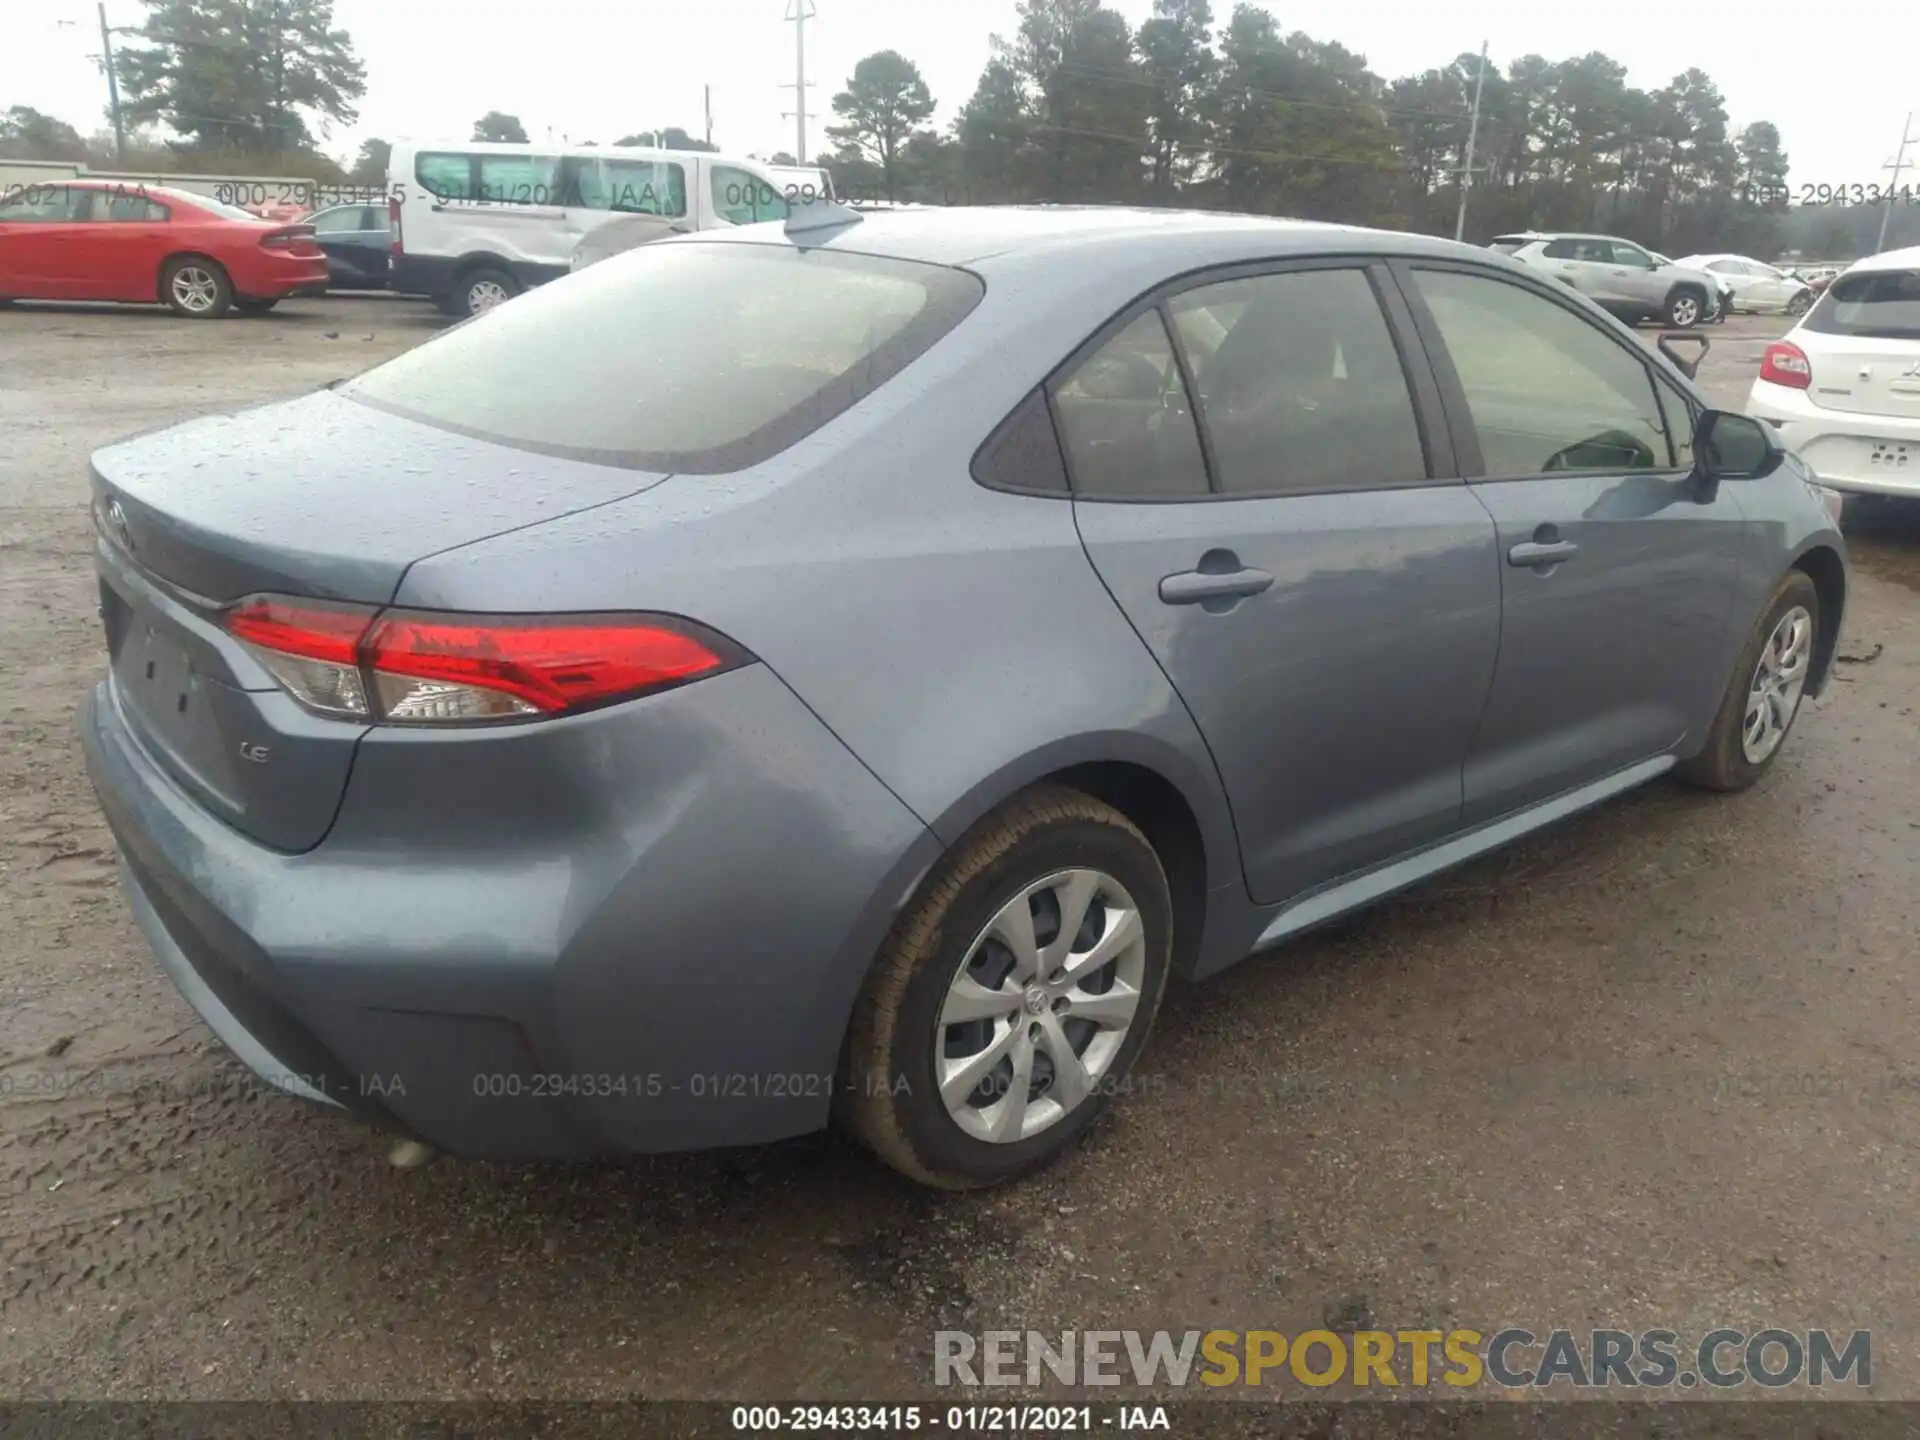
1694 410 1785 485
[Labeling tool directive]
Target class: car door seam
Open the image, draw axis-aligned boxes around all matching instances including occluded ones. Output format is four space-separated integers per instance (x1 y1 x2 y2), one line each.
1065 497 1257 901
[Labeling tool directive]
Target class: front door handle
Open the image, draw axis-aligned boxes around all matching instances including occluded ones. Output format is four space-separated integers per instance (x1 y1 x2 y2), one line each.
1508 540 1579 568
1159 566 1274 606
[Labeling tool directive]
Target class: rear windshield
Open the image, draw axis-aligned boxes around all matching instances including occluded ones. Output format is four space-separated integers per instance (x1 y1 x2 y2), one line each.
1804 269 1920 339
1488 237 1528 254
162 189 267 222
343 242 985 473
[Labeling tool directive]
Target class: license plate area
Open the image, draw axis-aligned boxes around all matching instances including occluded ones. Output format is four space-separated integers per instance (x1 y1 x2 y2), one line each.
1867 439 1915 470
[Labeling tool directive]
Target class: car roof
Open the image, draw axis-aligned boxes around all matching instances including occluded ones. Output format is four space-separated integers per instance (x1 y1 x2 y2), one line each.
1493 230 1621 242
389 138 760 164
1845 245 1920 274
689 204 1497 270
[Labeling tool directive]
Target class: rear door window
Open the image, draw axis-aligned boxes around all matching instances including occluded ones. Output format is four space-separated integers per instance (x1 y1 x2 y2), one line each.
309 206 361 233
1052 310 1207 498
573 157 686 217
343 242 983 473
1804 269 1920 338
1166 268 1428 495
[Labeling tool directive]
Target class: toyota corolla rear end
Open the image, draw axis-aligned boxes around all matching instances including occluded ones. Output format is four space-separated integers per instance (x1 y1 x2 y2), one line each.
80 237 984 1158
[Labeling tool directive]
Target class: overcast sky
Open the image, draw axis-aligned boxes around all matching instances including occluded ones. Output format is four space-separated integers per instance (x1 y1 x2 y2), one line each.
6 0 1913 187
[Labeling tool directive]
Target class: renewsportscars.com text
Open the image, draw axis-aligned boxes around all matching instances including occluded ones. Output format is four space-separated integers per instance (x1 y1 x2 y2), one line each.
934 1328 1871 1389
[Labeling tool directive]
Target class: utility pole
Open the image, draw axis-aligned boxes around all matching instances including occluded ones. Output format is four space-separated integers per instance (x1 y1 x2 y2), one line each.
704 85 713 148
781 0 817 163
1876 111 1918 254
1452 40 1489 243
98 2 127 164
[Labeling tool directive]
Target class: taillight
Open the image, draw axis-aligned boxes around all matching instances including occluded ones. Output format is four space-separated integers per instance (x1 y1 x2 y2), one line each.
389 195 403 254
1760 341 1812 389
261 227 322 257
222 597 745 725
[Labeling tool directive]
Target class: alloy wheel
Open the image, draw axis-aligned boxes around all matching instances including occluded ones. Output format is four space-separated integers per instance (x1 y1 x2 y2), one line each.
1670 295 1700 326
171 267 220 314
1742 604 1813 764
937 868 1147 1144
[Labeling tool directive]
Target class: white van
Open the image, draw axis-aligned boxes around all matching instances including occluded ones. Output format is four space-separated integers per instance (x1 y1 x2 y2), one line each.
386 140 796 316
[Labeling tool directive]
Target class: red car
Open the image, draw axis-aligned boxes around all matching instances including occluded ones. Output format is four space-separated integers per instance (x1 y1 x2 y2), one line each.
0 179 328 318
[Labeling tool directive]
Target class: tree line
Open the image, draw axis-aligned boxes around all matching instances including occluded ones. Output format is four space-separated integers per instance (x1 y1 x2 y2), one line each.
817 0 1917 257
5 0 1915 259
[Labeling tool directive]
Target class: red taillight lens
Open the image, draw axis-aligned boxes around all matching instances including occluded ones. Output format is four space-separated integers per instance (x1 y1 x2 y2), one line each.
220 598 743 725
224 596 371 662
363 611 735 721
261 226 322 257
1760 341 1812 389
389 196 403 254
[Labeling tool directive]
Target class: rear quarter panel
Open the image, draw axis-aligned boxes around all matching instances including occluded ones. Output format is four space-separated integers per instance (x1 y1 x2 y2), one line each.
390 245 1248 952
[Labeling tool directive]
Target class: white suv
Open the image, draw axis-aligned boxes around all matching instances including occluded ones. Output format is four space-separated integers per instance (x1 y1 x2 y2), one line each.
1746 246 1920 500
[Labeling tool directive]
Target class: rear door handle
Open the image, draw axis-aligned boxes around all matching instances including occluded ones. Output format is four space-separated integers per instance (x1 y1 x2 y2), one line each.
1508 540 1579 568
1159 567 1274 605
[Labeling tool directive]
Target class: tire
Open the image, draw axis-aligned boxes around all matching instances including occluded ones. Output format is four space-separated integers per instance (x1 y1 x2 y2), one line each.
456 266 520 317
160 256 232 318
839 785 1174 1190
1787 291 1813 316
1677 570 1820 793
234 297 279 315
1664 287 1705 328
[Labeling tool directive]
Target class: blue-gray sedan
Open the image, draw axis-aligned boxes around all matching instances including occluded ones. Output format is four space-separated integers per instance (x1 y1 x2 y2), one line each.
81 205 1848 1188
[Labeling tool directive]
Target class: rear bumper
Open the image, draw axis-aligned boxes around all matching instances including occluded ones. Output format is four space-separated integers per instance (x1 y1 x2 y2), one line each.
1747 380 1920 496
231 256 330 301
80 664 939 1160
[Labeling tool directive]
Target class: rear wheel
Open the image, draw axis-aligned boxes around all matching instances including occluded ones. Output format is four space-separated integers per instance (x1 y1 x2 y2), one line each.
840 785 1173 1190
1678 571 1820 792
1664 287 1705 328
160 257 232 318
456 266 520 317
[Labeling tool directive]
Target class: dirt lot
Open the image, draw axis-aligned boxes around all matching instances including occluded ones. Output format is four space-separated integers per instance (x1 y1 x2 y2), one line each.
2 298 1918 1403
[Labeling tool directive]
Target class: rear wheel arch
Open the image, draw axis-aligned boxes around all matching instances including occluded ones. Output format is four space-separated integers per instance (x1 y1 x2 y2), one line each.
1043 761 1210 981
451 251 519 281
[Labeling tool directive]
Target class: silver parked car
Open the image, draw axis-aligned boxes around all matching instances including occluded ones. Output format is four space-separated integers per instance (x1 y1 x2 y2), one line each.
1671 254 1815 316
1494 231 1719 327
82 206 1847 1189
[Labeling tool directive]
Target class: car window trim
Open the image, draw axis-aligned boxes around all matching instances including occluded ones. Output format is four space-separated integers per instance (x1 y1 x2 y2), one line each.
1385 256 1697 483
1648 367 1699 470
971 386 1073 500
1041 253 1457 506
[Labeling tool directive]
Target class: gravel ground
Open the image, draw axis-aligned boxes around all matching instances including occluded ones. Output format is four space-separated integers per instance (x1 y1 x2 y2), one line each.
1 297 1917 1403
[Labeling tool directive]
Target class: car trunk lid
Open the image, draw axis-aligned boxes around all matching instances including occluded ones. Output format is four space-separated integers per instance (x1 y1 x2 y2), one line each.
90 389 671 851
